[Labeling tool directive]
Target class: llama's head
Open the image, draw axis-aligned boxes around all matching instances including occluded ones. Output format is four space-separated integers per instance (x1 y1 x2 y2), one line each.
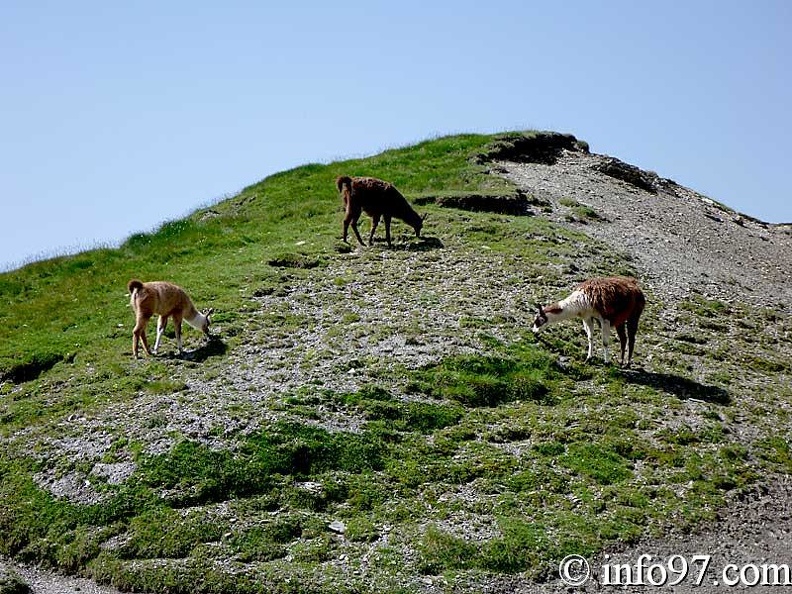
200 308 214 335
531 303 565 333
531 304 549 333
532 302 566 333
409 212 426 238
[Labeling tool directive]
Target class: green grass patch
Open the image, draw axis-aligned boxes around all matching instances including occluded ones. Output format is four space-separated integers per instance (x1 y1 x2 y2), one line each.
333 385 464 432
559 443 632 485
139 423 386 507
559 197 604 222
679 294 731 318
0 568 30 594
228 515 304 562
410 348 559 407
268 253 323 269
0 351 66 384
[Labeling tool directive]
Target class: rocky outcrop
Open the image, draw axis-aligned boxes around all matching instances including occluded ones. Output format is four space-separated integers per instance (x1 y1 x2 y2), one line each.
591 156 659 194
475 131 588 165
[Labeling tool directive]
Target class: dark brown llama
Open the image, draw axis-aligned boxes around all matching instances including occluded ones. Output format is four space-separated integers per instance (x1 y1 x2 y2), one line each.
336 176 424 247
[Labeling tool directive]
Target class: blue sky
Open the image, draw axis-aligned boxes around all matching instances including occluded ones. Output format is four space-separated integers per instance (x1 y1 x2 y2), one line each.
1 1 790 271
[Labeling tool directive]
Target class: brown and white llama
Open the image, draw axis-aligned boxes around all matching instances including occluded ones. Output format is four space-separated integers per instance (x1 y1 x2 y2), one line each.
336 176 425 247
531 276 645 367
128 279 213 358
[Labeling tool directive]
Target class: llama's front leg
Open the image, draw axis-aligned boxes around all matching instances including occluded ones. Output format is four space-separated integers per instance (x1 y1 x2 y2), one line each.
600 318 611 364
153 316 168 355
616 324 628 367
133 314 152 358
582 318 595 361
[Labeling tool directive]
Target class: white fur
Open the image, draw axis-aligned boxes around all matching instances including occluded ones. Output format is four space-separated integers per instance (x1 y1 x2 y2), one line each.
532 290 613 362
185 311 210 332
154 311 209 354
555 290 611 362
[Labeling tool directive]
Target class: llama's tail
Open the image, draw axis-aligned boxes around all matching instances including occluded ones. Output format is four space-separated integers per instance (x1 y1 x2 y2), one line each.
127 279 144 295
336 176 353 205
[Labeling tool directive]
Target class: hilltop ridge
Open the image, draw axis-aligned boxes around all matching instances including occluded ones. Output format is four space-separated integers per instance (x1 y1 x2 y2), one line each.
489 133 792 306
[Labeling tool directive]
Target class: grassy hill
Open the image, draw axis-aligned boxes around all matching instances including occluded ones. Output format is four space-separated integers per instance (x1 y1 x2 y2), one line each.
1 131 791 593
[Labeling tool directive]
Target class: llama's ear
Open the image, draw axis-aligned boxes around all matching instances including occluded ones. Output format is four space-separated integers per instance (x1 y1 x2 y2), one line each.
205 308 214 318
537 303 545 315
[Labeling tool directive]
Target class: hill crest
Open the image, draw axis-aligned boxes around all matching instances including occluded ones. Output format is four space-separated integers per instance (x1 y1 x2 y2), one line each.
487 134 792 307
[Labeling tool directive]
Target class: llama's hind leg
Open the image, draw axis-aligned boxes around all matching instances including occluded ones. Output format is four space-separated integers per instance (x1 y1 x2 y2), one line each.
342 217 350 243
344 207 366 246
626 302 644 367
133 315 152 358
616 324 628 367
174 316 184 355
347 206 366 246
384 215 393 247
626 321 639 367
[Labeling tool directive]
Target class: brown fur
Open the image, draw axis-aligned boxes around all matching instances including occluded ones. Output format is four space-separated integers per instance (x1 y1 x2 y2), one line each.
127 279 212 358
336 176 424 247
580 276 645 366
577 276 644 328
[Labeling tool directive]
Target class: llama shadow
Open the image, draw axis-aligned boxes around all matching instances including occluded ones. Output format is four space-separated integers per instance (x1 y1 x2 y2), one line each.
621 368 731 405
158 337 228 363
185 337 228 362
530 334 730 405
391 236 444 252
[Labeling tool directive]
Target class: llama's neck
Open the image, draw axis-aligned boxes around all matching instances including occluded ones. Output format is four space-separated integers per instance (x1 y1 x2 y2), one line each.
185 310 207 331
551 290 595 322
400 206 422 228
